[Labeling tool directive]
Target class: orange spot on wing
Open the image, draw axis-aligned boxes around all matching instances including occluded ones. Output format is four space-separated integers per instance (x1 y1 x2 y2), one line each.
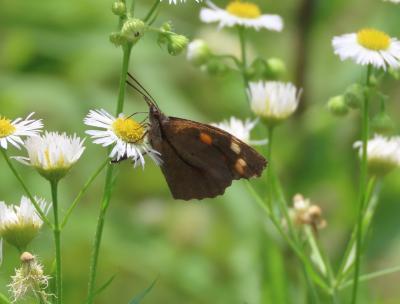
200 132 213 145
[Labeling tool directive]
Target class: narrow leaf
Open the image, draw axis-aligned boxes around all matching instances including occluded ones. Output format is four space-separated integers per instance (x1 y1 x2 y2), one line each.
0 292 11 304
94 275 116 296
128 278 158 304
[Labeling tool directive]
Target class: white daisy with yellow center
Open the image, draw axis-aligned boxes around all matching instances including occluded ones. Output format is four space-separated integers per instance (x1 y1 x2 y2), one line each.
332 28 400 70
200 0 283 31
248 81 301 125
15 132 85 181
0 197 49 253
212 117 267 145
354 134 400 175
84 109 161 168
0 113 42 150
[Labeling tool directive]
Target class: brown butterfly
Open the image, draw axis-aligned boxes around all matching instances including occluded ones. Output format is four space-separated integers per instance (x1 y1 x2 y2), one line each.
125 73 267 200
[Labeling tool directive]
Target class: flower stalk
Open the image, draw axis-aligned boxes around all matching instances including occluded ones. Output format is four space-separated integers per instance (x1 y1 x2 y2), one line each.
351 64 372 304
86 42 133 304
50 180 62 304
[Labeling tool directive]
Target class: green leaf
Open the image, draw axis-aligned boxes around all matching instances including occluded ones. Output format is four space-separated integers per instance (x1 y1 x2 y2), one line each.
128 278 158 304
94 275 116 296
0 292 11 304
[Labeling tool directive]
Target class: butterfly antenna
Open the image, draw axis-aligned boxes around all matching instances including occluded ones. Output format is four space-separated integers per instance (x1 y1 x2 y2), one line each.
125 79 155 108
127 73 160 109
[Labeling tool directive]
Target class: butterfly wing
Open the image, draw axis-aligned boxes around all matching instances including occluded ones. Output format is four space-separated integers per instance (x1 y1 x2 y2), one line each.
152 116 267 200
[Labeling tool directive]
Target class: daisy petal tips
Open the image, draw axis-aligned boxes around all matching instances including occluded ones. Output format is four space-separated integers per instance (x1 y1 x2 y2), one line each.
84 109 161 168
332 28 400 70
0 113 42 150
200 0 283 31
212 117 268 146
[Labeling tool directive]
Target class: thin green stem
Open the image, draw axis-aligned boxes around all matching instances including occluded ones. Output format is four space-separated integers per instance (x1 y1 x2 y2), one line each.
0 149 52 227
50 180 62 304
237 26 250 104
61 160 108 229
266 126 274 211
144 0 161 23
86 43 132 304
351 64 372 304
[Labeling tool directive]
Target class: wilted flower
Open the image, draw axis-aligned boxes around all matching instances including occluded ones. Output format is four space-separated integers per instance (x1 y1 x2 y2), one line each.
212 117 267 145
354 134 400 176
248 81 301 126
0 197 49 252
289 194 327 231
332 28 400 70
0 113 42 150
15 132 85 182
187 39 212 66
84 109 161 168
200 1 283 31
8 252 51 303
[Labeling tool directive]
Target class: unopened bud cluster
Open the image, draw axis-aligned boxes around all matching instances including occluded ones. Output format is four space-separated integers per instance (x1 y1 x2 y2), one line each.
158 22 189 56
289 194 327 231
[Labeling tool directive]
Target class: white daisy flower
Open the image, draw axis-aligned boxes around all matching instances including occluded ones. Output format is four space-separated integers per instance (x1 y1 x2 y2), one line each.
248 81 301 125
162 0 201 4
354 134 400 175
84 109 161 168
15 132 85 181
384 0 400 3
0 113 42 150
0 196 50 252
200 0 283 31
212 117 267 145
332 28 400 70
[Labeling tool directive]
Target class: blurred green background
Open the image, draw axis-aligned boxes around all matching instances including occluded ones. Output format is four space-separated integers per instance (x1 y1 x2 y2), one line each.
1 0 400 303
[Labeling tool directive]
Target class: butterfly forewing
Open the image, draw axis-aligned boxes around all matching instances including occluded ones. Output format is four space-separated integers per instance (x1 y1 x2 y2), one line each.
152 116 267 200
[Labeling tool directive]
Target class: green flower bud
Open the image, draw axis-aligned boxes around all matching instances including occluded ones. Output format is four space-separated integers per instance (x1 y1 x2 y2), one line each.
167 34 189 56
160 21 173 32
186 39 211 66
121 18 146 43
246 58 268 81
205 58 228 76
109 32 126 47
371 112 394 135
264 57 286 80
112 1 126 16
344 83 363 109
327 95 348 116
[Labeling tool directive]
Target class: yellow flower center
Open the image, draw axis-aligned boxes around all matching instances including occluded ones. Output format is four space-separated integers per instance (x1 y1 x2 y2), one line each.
226 1 261 19
357 28 390 51
112 117 145 143
0 117 16 138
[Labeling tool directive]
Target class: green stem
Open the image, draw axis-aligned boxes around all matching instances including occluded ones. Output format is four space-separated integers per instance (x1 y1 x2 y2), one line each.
237 26 250 104
61 160 108 229
266 126 274 211
86 43 132 304
351 64 372 304
144 0 161 23
50 180 62 304
0 149 52 227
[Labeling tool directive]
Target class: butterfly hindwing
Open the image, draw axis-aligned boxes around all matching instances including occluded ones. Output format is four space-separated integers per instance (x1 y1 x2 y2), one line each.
155 117 267 200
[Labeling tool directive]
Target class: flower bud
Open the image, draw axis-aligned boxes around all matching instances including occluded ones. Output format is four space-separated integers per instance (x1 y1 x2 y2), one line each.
121 18 146 43
371 112 394 135
186 39 211 66
109 32 126 47
246 58 267 81
344 83 363 109
0 197 49 251
167 34 189 56
327 95 348 116
264 57 286 79
205 58 229 76
112 1 126 16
